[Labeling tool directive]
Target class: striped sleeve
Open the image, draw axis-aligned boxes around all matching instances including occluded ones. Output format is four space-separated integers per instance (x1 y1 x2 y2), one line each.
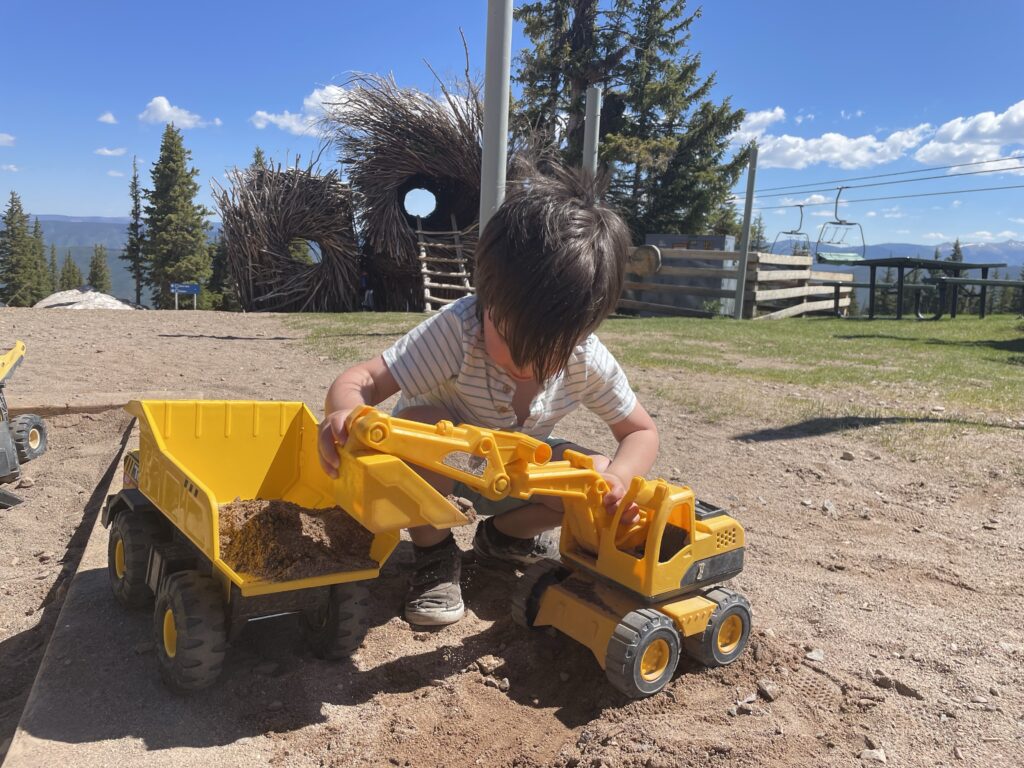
381 307 463 397
580 336 637 425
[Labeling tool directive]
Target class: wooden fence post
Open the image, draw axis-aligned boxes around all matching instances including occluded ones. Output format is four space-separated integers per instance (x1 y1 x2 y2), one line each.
733 145 758 319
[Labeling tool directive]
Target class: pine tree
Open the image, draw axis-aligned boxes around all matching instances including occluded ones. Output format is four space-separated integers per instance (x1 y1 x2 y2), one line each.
880 266 896 315
0 191 47 306
142 124 212 308
749 213 767 252
847 285 860 317
251 146 268 169
48 245 58 293
88 244 112 293
59 250 83 291
207 233 241 311
121 156 146 305
29 217 50 300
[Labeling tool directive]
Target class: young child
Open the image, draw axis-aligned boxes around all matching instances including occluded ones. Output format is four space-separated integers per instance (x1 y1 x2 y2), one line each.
318 166 659 626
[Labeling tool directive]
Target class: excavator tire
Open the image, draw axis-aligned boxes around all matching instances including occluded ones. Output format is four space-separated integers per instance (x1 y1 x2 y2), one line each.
684 587 751 667
511 558 569 629
605 608 681 698
12 414 47 464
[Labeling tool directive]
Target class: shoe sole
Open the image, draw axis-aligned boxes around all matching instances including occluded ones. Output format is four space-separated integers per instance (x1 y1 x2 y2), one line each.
405 602 466 627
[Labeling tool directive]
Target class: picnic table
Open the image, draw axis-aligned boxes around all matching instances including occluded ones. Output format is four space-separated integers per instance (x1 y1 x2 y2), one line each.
816 254 1008 319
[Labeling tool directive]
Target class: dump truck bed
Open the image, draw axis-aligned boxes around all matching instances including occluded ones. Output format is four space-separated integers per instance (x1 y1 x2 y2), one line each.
128 400 468 597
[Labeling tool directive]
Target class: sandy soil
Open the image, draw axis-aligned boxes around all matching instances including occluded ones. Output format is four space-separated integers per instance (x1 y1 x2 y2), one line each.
1 307 1022 767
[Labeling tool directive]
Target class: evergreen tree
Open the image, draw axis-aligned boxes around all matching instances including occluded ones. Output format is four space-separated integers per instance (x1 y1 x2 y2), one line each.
207 233 241 311
602 1 748 239
29 217 50 299
0 192 47 306
749 213 767 252
59 250 83 291
121 156 146 305
847 285 860 317
88 244 112 293
879 266 896 315
48 244 58 293
142 124 212 308
251 146 268 169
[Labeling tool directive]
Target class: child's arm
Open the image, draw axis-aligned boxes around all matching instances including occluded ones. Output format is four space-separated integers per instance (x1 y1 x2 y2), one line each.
318 355 399 477
601 401 660 511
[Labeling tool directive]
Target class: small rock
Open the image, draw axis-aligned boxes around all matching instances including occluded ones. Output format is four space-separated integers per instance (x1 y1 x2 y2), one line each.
10 557 20 567
989 686 1000 697
953 745 965 760
37 553 52 563
801 499 813 508
267 700 283 712
498 677 510 692
483 677 499 689
476 655 502 676
452 496 474 512
841 451 855 461
931 405 946 413
132 642 154 655
757 679 781 702
865 735 881 750
726 705 738 717
710 743 733 755
763 628 776 639
737 702 754 715
32 550 44 558
970 695 988 704
17 477 35 489
806 648 825 662
859 748 887 763
559 671 570 682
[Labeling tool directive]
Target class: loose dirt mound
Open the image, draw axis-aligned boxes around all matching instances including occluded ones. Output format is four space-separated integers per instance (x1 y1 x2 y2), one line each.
219 499 376 580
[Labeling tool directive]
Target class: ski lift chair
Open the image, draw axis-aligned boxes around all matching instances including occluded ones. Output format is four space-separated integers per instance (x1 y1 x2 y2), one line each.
815 187 866 264
770 204 811 256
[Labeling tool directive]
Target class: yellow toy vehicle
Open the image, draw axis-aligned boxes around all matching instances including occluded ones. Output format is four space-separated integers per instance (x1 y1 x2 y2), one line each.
106 401 749 698
1 341 49 507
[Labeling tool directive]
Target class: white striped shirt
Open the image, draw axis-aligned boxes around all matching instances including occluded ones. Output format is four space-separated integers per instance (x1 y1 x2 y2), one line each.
382 296 637 439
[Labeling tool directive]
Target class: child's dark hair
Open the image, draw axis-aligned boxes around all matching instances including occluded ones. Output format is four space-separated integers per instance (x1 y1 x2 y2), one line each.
474 164 631 381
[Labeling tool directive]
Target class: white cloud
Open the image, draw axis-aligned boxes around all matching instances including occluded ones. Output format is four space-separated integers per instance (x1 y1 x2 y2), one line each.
840 109 864 120
107 170 124 177
951 199 962 208
794 113 815 125
896 229 910 235
881 206 905 219
922 232 949 242
959 230 1018 242
1 164 17 172
1009 217 1024 224
913 99 1024 171
996 229 1019 239
250 85 348 136
98 112 117 124
0 133 13 147
866 211 878 217
139 96 220 129
94 147 126 156
781 193 830 206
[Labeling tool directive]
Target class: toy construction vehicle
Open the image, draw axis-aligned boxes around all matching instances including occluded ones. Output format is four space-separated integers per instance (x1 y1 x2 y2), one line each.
104 401 749 697
1 341 48 508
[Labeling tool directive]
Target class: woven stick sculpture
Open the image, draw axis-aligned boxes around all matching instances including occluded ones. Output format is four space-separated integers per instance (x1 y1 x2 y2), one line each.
322 73 483 310
213 164 360 312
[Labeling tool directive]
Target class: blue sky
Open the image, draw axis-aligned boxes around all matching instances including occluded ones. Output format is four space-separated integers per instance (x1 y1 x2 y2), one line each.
1 0 1023 246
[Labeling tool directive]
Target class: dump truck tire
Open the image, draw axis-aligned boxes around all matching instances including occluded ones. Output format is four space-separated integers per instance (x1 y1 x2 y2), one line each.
154 570 228 693
605 608 681 698
304 581 370 660
511 558 569 629
108 507 167 609
11 414 46 464
684 587 751 668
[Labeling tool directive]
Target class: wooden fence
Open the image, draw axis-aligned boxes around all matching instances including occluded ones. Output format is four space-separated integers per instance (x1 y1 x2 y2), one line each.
622 247 853 319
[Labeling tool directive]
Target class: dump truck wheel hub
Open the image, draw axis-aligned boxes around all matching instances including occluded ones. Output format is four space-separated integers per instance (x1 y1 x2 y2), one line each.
28 428 41 450
163 608 177 658
640 638 671 681
717 614 743 655
114 538 126 580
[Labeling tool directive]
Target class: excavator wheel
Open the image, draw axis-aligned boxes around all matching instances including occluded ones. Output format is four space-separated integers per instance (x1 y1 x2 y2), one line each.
605 608 681 698
511 558 569 629
154 570 228 693
684 587 751 667
304 581 371 660
12 414 47 464
108 507 169 609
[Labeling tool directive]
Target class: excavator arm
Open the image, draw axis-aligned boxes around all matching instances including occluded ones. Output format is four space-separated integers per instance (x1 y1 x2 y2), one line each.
0 341 26 388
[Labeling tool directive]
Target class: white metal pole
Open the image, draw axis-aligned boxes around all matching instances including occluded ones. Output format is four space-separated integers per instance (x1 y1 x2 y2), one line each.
479 0 513 234
174 292 178 311
733 145 758 320
582 85 603 176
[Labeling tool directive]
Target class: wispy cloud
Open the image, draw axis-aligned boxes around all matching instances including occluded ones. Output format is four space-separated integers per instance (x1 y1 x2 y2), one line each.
98 112 117 124
0 133 14 147
250 85 348 136
914 99 1024 172
881 206 906 219
139 96 221 129
1 164 17 172
840 109 864 120
107 170 124 177
95 147 126 157
732 106 932 169
922 232 949 243
1009 217 1024 224
794 113 815 125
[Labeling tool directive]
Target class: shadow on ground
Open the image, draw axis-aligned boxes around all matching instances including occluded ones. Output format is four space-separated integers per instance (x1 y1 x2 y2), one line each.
733 414 1021 442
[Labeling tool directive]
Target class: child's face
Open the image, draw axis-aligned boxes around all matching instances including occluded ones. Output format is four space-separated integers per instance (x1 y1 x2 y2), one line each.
483 311 534 382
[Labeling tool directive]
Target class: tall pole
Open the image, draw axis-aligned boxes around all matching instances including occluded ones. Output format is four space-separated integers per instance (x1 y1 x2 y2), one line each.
733 144 758 319
582 85 603 176
479 0 513 234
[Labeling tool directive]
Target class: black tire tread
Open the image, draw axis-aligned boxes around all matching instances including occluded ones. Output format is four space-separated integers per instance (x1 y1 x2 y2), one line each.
605 608 680 699
154 570 228 693
683 587 751 668
305 581 371 660
108 507 167 609
511 558 568 629
11 414 46 464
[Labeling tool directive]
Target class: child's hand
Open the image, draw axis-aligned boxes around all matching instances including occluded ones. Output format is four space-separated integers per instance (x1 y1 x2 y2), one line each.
600 471 641 526
318 409 353 478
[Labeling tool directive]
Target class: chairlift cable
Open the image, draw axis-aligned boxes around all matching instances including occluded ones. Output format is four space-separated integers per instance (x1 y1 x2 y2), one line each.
754 182 1024 210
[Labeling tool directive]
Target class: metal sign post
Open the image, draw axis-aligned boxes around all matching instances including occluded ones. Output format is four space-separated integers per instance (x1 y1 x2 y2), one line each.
582 85 603 177
171 282 200 310
479 0 513 234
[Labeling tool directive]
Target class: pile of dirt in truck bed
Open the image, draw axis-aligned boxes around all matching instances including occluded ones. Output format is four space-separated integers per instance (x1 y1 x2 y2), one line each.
219 499 377 581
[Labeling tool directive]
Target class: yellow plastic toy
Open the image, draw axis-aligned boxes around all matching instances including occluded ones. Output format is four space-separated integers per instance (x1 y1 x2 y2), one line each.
1 341 49 505
104 401 749 696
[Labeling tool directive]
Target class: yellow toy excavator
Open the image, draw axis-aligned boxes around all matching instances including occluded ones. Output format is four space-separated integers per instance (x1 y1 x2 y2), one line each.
1 341 49 507
341 406 751 699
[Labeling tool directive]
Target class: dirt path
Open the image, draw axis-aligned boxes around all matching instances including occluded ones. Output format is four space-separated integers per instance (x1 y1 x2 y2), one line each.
1 308 1021 767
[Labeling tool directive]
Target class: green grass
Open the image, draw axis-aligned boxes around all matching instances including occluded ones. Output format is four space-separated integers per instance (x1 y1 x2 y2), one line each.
286 312 1024 417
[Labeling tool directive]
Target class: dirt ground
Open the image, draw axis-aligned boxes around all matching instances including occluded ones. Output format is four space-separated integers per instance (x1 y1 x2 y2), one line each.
1 307 1022 767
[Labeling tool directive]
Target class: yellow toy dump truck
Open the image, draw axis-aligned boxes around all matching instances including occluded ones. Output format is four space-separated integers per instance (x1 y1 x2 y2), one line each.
105 401 749 698
1 341 49 507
